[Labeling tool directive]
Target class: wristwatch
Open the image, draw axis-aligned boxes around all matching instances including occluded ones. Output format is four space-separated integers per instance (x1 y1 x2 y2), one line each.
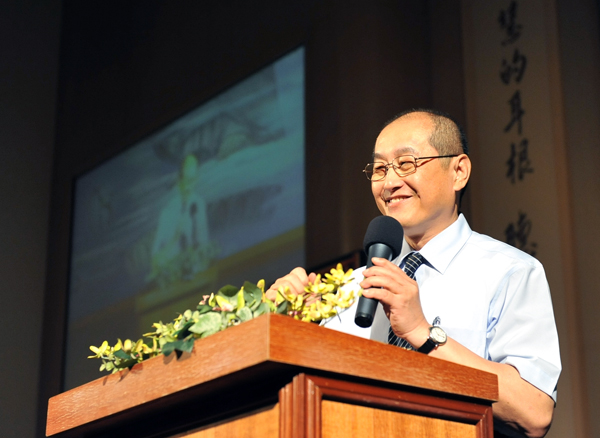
417 325 447 354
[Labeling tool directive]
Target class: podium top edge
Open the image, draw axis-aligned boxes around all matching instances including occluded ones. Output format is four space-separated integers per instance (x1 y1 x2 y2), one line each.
47 313 497 436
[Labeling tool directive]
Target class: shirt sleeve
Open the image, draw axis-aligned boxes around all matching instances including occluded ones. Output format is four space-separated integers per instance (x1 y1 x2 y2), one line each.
486 259 561 401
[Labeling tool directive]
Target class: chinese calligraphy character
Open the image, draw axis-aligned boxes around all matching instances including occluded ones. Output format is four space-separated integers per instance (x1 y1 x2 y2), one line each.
506 139 534 183
504 90 525 134
500 48 527 84
505 211 537 257
498 1 523 46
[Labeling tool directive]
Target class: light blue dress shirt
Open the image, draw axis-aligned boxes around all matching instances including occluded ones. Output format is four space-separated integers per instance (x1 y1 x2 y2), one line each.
323 214 561 401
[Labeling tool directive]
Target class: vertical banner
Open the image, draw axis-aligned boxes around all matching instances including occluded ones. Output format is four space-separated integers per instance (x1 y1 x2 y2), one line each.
464 0 559 250
462 1 585 437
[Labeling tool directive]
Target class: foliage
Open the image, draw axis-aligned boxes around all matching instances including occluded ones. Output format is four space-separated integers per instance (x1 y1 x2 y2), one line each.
88 264 360 374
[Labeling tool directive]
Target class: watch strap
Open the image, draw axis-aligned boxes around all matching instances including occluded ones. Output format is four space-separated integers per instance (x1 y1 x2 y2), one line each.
417 338 437 354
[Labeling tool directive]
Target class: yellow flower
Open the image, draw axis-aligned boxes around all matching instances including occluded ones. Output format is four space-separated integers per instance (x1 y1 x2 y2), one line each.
88 340 110 358
324 264 354 286
276 285 296 304
305 281 335 295
139 343 155 355
123 339 133 353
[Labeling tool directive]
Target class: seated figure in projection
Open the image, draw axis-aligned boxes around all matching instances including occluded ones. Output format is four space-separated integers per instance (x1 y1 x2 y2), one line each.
150 154 216 289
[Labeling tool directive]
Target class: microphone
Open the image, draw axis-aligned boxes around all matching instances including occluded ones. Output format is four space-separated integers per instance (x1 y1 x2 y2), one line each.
354 216 404 328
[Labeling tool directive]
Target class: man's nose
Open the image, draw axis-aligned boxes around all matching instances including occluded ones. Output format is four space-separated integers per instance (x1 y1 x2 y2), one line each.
383 166 403 187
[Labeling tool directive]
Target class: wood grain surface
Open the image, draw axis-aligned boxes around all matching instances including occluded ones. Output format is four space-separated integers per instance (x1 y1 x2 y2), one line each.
47 314 497 437
169 405 279 438
321 400 476 438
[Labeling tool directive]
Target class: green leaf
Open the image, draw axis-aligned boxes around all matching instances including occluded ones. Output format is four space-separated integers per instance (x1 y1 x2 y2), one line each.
265 299 276 312
218 285 240 298
243 280 260 293
116 358 138 370
243 281 263 310
243 291 255 309
243 281 261 295
161 341 177 357
188 312 222 337
276 300 289 315
174 321 195 339
113 349 131 360
196 304 213 314
236 290 245 310
253 301 271 318
179 336 195 353
236 306 253 322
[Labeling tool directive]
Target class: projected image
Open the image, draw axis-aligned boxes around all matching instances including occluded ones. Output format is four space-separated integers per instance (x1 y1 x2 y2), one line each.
65 47 305 389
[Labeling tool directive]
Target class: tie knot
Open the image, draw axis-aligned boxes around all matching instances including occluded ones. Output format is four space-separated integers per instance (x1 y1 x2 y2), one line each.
403 252 425 279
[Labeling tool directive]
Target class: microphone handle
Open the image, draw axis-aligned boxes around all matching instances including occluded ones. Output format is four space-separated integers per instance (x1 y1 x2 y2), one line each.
354 243 393 328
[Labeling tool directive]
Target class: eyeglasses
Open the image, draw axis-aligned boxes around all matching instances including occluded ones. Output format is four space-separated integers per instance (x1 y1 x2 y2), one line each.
363 154 459 181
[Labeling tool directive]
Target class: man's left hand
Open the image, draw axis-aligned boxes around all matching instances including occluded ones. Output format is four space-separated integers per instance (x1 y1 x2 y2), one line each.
359 257 429 346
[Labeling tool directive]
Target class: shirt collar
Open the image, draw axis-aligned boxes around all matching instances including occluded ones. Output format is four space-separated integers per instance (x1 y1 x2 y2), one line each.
396 214 472 274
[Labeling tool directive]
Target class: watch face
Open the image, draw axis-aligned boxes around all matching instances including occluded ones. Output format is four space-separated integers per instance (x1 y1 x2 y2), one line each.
430 326 447 344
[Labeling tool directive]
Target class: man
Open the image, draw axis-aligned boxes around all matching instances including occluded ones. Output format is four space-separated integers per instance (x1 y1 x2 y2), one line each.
151 154 214 288
268 109 560 438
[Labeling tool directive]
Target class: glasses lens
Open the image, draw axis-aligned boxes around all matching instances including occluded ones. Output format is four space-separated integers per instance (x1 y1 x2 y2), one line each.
393 156 416 176
365 163 387 180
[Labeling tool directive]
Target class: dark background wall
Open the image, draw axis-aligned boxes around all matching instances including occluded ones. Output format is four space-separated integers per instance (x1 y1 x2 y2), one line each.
0 1 598 437
0 1 60 437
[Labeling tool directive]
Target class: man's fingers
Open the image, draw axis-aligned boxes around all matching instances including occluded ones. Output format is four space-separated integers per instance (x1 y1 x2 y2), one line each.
290 267 309 284
363 258 405 277
266 267 311 299
360 272 409 292
361 287 387 302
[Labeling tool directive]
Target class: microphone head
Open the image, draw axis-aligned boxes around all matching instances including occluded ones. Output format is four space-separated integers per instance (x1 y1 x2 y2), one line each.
363 216 404 260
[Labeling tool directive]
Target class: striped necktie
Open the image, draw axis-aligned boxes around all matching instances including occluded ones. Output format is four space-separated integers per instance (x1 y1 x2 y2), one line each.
388 252 426 349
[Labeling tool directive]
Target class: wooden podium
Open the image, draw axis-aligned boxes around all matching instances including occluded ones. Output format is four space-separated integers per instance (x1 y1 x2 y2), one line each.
46 314 497 438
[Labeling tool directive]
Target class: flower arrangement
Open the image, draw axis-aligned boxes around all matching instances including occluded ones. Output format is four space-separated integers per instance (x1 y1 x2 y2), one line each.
88 264 360 374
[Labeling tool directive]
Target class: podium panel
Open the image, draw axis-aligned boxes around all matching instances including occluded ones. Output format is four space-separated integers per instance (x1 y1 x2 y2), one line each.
322 402 475 438
169 405 279 438
279 374 492 438
47 314 497 438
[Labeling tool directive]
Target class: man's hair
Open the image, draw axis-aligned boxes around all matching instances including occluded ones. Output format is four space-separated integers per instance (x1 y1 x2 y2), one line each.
384 108 469 158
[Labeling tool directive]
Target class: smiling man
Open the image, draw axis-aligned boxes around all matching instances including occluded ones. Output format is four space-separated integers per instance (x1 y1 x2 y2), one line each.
268 109 560 438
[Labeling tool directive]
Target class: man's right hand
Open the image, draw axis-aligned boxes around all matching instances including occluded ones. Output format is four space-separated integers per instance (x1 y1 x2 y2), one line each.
266 267 317 301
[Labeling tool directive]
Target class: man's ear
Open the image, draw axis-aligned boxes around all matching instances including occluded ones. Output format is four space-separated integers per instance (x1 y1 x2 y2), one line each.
453 154 471 192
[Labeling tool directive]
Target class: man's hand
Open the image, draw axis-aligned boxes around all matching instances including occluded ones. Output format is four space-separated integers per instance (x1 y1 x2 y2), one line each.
266 267 317 301
359 257 429 346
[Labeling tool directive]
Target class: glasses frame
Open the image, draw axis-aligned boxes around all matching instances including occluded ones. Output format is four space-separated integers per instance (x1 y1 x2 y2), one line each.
363 154 460 181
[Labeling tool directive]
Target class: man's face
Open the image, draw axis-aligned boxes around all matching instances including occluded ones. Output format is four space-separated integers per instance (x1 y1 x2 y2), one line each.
371 113 459 244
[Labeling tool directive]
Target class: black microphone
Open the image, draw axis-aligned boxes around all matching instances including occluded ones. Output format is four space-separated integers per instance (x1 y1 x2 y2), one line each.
354 216 404 328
